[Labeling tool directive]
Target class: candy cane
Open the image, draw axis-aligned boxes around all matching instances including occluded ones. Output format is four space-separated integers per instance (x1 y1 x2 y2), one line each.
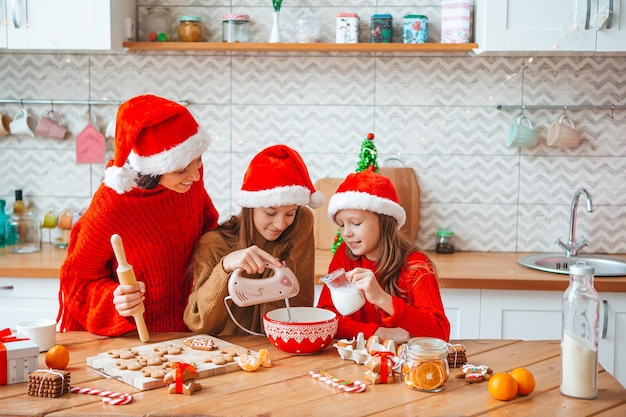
69 386 133 405
309 370 367 393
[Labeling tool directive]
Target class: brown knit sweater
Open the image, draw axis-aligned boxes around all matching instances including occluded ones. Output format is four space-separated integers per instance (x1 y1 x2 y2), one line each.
184 207 315 336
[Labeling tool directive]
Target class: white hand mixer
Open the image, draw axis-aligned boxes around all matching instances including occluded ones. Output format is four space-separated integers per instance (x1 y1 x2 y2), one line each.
224 263 300 335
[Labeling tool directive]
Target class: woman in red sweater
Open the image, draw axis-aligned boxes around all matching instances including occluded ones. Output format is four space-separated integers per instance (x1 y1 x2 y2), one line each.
316 168 450 344
57 95 219 336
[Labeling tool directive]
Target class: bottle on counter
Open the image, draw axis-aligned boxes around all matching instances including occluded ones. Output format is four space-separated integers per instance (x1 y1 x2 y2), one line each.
436 229 455 254
561 261 599 399
0 199 8 248
5 189 41 254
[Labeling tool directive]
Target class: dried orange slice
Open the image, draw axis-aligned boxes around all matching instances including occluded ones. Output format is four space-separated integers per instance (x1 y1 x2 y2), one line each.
411 361 446 391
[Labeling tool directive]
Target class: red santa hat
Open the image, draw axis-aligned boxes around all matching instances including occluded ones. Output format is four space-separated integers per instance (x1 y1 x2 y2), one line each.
237 144 324 209
103 94 211 194
328 168 406 228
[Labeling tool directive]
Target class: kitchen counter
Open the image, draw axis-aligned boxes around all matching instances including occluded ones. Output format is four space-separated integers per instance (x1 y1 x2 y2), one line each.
0 332 624 416
2 244 626 292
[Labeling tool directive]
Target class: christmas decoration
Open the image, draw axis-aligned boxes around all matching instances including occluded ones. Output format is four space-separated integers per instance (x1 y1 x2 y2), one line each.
331 133 379 254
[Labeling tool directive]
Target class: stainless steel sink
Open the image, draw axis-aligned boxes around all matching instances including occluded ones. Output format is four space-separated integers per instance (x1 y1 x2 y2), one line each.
518 253 626 277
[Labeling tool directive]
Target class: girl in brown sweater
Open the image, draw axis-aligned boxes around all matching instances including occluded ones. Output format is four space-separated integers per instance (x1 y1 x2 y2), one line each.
184 145 324 336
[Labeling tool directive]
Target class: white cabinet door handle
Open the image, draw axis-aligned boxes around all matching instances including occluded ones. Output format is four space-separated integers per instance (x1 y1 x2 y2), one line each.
602 299 609 339
0 285 15 290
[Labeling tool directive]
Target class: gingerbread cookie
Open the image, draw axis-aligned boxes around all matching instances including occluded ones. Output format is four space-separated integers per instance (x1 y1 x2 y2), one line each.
183 337 217 351
202 351 236 365
154 344 184 356
139 354 168 367
141 363 172 378
107 348 138 359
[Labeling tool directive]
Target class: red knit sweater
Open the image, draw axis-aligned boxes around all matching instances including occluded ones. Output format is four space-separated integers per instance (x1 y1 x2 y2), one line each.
316 243 450 342
57 176 218 336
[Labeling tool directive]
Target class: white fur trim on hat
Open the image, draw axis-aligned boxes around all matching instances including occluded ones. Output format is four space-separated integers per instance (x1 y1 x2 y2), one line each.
328 190 406 228
103 165 140 194
128 127 211 176
238 185 314 208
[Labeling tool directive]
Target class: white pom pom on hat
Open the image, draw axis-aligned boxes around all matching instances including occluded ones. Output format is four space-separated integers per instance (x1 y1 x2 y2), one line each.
327 168 406 228
103 94 211 194
237 144 324 209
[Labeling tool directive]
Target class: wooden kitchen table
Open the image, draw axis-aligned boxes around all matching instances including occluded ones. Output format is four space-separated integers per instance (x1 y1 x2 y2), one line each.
1 332 624 416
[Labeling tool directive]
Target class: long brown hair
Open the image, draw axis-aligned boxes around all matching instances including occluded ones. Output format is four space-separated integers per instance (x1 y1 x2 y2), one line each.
346 213 434 298
218 206 304 260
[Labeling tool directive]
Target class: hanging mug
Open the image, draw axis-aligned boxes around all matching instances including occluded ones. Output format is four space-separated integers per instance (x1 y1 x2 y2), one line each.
0 111 11 137
35 110 68 139
547 114 581 148
9 108 36 137
506 115 538 148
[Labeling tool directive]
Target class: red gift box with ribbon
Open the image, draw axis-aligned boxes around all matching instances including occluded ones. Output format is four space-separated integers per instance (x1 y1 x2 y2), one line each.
1 328 39 385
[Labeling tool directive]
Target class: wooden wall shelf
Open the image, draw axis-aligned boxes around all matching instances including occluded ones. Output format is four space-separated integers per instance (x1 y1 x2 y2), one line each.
123 42 478 53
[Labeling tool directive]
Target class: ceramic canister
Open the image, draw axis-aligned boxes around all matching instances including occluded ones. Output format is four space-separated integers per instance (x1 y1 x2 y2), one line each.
370 13 392 43
336 12 359 43
403 15 428 44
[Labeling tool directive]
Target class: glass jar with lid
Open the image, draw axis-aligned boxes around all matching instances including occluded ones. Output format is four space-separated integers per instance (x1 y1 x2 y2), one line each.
222 13 250 43
178 15 204 42
436 229 455 254
143 7 172 42
400 337 449 392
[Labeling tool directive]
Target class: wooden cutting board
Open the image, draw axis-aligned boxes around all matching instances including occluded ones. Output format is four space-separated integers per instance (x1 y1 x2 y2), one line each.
313 167 420 251
86 335 251 391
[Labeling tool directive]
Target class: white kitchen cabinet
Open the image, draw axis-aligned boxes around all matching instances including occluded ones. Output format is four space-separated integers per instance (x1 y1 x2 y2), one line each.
441 288 481 339
4 0 135 50
0 0 7 48
598 292 626 389
475 0 626 52
479 290 562 340
0 277 59 330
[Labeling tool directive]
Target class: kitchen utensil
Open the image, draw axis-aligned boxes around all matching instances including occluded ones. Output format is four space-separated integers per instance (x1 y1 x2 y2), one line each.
319 268 365 316
35 110 67 139
547 114 580 148
0 111 11 137
110 234 150 343
16 319 57 352
506 114 538 148
264 307 338 354
9 108 36 137
224 263 300 335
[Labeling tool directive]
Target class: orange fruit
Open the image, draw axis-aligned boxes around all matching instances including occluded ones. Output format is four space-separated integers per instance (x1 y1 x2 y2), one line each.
237 353 260 372
509 367 536 395
411 361 446 391
45 345 70 370
257 349 272 368
488 372 518 401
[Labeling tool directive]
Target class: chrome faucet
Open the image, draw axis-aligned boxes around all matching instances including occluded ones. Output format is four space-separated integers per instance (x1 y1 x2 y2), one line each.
556 188 593 257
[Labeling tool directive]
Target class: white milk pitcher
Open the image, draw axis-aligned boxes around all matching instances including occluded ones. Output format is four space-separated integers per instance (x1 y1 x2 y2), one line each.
320 268 365 316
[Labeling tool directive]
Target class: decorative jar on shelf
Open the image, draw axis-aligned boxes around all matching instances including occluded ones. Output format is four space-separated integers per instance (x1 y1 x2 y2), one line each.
178 15 204 42
143 7 172 42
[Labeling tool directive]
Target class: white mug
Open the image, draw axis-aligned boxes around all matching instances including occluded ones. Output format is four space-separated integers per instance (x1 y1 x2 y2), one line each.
105 118 116 138
547 114 581 148
0 112 11 137
16 319 57 352
9 108 36 137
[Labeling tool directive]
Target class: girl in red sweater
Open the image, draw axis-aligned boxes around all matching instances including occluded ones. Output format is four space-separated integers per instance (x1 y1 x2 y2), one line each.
57 95 219 336
316 168 450 344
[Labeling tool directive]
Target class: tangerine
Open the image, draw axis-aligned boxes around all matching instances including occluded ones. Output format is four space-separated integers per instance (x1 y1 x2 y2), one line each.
488 372 518 401
237 353 260 372
45 344 70 370
509 367 536 395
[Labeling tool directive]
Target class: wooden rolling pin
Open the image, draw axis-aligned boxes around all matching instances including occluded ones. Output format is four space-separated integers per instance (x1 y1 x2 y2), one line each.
110 234 150 343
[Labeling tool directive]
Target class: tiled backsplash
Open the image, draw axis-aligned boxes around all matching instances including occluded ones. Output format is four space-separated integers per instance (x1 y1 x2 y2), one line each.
1 1 625 254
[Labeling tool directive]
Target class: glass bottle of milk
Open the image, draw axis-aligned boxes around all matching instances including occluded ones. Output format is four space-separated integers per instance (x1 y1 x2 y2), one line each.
560 261 599 399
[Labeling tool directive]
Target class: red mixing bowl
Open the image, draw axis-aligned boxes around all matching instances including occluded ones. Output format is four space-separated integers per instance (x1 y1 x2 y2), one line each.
263 307 338 355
